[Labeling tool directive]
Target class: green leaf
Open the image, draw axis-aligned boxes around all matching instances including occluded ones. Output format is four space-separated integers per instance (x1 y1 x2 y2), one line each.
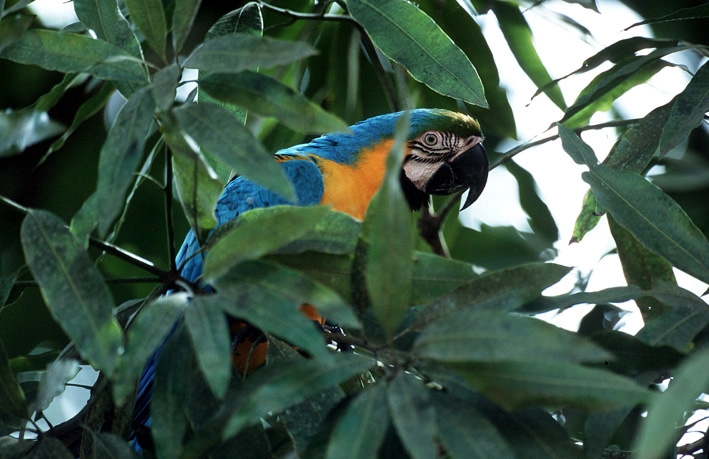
492 2 565 110
633 348 709 459
347 0 486 107
185 33 317 73
432 391 515 459
608 214 675 321
172 0 202 55
415 310 609 364
151 63 180 112
167 131 223 233
152 325 191 459
387 373 436 459
204 3 263 40
636 306 709 352
0 109 64 157
20 210 122 376
660 60 709 154
0 13 33 54
451 360 650 411
186 296 232 399
90 432 141 459
173 102 296 199
74 86 155 239
570 189 602 243
583 408 633 459
557 123 598 166
410 253 479 305
0 29 147 83
363 115 413 338
410 262 570 331
26 437 74 459
583 164 709 284
626 3 709 30
325 383 389 459
124 0 167 60
0 340 27 419
276 210 360 256
204 206 330 283
29 359 80 413
221 354 373 440
112 294 189 405
73 0 143 58
199 71 349 134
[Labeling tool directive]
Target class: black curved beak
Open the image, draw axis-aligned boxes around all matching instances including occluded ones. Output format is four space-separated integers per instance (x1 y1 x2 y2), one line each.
423 143 489 210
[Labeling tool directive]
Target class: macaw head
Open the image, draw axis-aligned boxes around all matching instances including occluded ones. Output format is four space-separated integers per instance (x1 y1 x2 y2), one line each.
401 109 488 211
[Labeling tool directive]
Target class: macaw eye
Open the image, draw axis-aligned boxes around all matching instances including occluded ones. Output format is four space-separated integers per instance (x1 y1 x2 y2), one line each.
423 132 438 146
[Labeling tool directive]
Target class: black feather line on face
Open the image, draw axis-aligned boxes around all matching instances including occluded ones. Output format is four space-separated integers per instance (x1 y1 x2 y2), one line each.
399 168 430 211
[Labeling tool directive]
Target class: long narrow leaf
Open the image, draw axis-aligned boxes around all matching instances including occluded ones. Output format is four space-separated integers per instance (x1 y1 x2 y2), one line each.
660 60 709 153
124 0 167 60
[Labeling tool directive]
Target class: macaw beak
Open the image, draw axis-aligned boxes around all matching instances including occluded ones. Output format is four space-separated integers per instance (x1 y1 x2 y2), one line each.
423 142 489 210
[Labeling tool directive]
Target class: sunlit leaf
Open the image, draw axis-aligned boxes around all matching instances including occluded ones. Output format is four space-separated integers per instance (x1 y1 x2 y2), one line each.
583 164 709 284
415 310 609 364
387 373 436 459
570 189 602 243
204 206 330 282
173 102 296 199
186 296 232 399
124 0 167 60
348 0 487 107
0 109 64 157
492 1 565 110
451 360 650 411
411 262 570 330
0 29 147 82
185 34 317 73
660 60 709 154
200 72 349 134
326 383 389 459
21 210 122 376
363 115 413 338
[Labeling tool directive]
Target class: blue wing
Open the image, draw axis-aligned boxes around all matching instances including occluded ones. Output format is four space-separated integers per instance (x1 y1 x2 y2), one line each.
131 156 324 450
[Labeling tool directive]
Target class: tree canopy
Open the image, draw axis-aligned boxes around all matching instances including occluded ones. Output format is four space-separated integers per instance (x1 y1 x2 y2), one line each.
1 0 708 458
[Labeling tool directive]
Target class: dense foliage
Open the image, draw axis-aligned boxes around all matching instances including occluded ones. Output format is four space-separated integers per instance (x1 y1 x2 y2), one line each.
1 0 709 458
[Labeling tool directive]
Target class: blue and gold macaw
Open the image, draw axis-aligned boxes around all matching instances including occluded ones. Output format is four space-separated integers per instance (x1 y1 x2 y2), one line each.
131 108 488 450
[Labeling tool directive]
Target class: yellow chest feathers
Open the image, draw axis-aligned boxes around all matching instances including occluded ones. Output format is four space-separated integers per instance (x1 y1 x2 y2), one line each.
314 139 395 221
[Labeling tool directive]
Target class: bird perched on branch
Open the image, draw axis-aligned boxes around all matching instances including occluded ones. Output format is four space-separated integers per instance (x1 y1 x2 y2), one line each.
131 108 488 450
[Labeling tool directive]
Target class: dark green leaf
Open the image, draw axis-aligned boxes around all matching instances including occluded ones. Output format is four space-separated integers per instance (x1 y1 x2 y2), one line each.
124 0 167 60
173 102 296 199
633 348 709 458
151 64 180 112
583 408 633 459
0 29 147 82
27 437 73 459
204 206 330 283
415 310 609 364
608 214 675 321
410 253 479 305
660 60 709 153
152 325 192 459
20 210 122 376
185 34 317 73
113 294 189 405
570 189 602 243
348 0 486 107
557 123 598 167
326 383 389 459
166 130 223 233
411 262 570 330
91 432 141 459
626 3 709 30
636 306 709 352
221 353 373 439
432 391 515 459
186 296 232 399
493 2 565 110
0 340 27 419
73 0 143 58
172 0 202 55
29 359 79 413
363 115 413 338
387 373 436 459
200 71 349 134
0 109 64 157
204 3 263 40
0 13 33 54
276 210 360 255
32 73 86 113
451 360 649 411
583 164 709 284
